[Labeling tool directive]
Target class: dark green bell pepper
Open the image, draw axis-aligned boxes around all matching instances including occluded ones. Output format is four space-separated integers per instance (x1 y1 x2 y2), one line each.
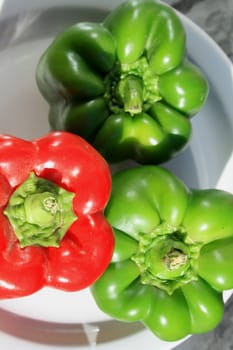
36 0 209 164
91 166 233 341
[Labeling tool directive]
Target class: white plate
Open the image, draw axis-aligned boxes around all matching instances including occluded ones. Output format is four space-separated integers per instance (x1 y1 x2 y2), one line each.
0 1 232 349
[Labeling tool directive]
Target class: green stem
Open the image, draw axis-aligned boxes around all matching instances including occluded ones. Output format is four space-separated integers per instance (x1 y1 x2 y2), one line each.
118 75 144 116
146 238 190 280
104 57 161 115
131 223 201 295
4 172 77 248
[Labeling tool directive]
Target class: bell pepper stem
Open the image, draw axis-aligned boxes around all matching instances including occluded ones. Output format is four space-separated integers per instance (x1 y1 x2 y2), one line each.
4 172 77 248
118 75 143 116
131 222 201 295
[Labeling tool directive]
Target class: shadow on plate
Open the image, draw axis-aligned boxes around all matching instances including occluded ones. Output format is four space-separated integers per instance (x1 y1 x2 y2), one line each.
0 307 145 346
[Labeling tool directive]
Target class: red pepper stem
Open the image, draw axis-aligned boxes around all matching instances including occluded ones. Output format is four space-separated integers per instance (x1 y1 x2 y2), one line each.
4 172 77 248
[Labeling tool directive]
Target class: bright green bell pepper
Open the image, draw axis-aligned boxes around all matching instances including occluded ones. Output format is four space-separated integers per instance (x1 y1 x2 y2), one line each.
36 0 209 164
91 166 233 341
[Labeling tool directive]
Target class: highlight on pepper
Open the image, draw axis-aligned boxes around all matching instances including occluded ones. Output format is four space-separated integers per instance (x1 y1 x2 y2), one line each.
36 0 209 165
0 131 114 298
91 165 233 342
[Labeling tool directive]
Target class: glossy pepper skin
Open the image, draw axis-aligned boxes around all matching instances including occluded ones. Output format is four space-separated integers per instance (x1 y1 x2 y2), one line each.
0 131 114 299
91 166 233 341
36 0 209 165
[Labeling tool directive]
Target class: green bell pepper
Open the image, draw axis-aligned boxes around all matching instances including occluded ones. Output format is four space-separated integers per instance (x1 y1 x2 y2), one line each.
36 0 209 164
91 166 233 341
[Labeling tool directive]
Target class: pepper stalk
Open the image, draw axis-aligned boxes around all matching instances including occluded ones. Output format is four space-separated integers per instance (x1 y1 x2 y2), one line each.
105 57 162 116
131 222 202 295
4 172 77 248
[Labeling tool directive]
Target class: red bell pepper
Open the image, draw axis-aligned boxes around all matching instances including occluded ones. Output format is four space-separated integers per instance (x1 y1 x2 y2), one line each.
0 131 114 298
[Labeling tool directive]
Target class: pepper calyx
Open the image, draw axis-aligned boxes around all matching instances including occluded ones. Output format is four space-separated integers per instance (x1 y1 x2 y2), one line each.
131 222 202 295
104 57 161 115
4 172 77 248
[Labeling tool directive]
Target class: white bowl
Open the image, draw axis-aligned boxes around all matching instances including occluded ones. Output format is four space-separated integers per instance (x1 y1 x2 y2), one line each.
0 1 232 349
